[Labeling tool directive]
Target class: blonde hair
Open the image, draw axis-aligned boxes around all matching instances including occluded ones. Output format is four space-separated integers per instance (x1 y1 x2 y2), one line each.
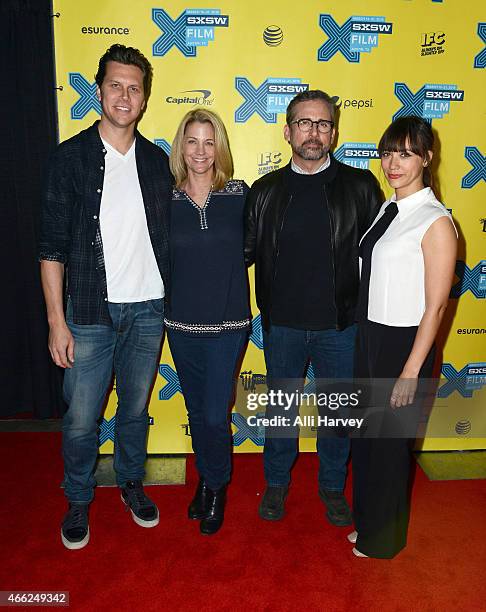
170 108 234 191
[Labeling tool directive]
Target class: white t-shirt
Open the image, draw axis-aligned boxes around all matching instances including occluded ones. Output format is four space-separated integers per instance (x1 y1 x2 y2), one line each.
360 187 456 326
99 138 164 303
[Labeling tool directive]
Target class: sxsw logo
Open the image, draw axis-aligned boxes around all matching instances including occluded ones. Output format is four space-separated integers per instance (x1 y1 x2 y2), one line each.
474 23 486 68
393 83 464 123
334 143 379 169
235 77 309 123
318 15 393 63
462 147 485 189
152 8 228 57
450 260 486 299
438 362 486 398
154 139 171 155
69 73 101 120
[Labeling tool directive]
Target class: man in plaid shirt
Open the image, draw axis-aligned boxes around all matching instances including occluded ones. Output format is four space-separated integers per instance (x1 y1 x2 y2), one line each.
39 44 172 550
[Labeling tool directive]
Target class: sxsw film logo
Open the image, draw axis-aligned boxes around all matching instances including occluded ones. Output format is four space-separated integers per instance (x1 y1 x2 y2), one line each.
154 139 171 155
152 8 229 57
450 260 486 299
334 143 379 169
235 77 309 123
69 73 101 120
474 23 486 68
393 83 464 123
462 147 485 189
438 362 486 398
421 31 445 56
318 15 393 63
257 151 282 176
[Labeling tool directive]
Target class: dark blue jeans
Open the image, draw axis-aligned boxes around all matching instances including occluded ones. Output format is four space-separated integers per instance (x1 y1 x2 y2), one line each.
62 299 164 503
262 324 357 491
168 330 247 491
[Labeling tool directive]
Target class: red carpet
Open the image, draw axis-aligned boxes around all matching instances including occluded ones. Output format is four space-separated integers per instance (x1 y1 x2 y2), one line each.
1 432 486 611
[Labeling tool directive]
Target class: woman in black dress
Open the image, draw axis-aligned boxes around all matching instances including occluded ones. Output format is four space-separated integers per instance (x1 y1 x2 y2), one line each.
350 116 457 558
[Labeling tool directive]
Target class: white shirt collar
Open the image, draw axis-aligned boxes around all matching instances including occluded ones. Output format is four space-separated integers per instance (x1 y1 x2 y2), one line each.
291 156 331 175
390 187 432 221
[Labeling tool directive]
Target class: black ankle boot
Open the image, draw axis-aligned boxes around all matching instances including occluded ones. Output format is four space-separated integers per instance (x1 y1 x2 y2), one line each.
188 478 210 520
200 486 226 535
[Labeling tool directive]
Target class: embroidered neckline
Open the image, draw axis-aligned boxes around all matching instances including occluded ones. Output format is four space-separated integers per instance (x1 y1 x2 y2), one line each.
179 186 212 230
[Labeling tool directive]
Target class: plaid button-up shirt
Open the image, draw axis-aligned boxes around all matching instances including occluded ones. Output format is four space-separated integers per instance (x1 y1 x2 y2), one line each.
39 121 172 325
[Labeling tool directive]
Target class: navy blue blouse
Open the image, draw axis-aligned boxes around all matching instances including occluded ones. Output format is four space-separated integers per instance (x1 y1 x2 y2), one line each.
164 180 251 336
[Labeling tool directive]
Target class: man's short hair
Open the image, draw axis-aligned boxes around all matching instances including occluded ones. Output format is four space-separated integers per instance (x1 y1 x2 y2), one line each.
95 44 153 97
286 90 337 125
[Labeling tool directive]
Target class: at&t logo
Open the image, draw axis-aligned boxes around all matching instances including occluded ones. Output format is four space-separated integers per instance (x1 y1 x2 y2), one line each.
235 77 309 123
318 15 393 63
152 8 229 57
393 83 464 123
334 143 379 169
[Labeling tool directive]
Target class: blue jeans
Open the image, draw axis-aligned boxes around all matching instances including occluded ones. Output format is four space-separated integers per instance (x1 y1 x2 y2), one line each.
168 330 247 491
262 323 357 491
62 299 164 503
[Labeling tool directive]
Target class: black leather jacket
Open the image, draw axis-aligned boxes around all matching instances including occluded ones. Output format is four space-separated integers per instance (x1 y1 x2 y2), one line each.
244 156 382 331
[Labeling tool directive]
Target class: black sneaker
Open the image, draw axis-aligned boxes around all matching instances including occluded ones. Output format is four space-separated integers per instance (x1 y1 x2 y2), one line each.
258 485 289 521
121 480 159 527
61 503 90 550
319 488 353 526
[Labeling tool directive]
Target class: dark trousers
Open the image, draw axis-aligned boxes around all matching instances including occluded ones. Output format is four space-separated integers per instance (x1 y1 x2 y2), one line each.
352 320 435 558
262 324 357 491
168 330 247 491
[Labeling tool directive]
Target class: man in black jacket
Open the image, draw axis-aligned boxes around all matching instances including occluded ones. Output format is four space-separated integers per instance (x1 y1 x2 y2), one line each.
39 45 172 549
244 90 381 525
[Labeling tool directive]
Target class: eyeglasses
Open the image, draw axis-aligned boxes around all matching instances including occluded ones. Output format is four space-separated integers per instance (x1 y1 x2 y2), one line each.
291 118 334 134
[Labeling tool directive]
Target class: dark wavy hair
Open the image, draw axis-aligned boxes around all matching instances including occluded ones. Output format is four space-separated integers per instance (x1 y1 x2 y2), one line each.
95 44 153 98
378 116 434 187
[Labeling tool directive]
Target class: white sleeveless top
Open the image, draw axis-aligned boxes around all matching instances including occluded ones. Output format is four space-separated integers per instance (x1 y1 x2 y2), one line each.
359 187 456 326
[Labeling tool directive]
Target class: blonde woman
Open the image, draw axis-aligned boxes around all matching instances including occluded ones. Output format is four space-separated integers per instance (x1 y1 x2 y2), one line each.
166 109 250 535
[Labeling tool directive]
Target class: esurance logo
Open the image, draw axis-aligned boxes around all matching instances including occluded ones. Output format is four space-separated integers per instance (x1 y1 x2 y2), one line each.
438 362 486 398
235 77 309 123
334 143 379 169
393 83 464 123
152 8 229 57
318 15 393 63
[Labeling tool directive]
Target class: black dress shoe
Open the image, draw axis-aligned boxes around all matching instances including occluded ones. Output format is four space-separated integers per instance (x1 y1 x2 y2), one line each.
200 486 226 535
258 485 288 521
318 488 353 526
188 478 210 520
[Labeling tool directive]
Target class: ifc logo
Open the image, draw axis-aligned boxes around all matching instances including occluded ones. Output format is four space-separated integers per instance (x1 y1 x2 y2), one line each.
263 25 283 46
455 420 472 435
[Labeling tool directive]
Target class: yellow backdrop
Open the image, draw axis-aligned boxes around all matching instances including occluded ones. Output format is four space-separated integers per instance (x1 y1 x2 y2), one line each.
52 0 486 453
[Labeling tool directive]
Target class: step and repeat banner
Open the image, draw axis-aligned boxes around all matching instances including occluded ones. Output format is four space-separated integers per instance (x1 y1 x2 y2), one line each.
52 0 485 453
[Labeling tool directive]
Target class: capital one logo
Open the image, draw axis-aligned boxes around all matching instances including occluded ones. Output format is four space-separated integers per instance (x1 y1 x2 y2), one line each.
474 23 486 68
393 83 464 123
462 147 485 189
69 73 101 120
317 15 393 63
152 8 229 57
438 363 486 398
450 260 486 299
235 77 309 123
334 143 379 169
